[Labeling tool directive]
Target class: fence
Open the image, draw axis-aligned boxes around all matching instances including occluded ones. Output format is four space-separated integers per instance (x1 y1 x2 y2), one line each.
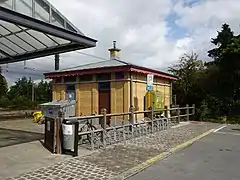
60 104 195 156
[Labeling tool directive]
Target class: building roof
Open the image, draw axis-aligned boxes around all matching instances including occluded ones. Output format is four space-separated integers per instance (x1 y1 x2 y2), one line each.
54 59 129 72
45 59 177 80
0 0 97 64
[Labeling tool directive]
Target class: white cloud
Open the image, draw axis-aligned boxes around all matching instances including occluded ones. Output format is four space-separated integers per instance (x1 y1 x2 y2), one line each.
2 0 240 84
173 0 240 59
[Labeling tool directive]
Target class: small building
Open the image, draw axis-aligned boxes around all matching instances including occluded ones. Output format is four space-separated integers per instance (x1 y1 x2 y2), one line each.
44 42 177 123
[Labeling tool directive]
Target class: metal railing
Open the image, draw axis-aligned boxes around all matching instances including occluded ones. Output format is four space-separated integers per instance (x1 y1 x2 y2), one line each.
64 104 195 155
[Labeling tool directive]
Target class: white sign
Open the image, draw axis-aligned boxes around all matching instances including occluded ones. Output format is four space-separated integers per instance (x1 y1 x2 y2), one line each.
62 124 73 135
147 74 154 86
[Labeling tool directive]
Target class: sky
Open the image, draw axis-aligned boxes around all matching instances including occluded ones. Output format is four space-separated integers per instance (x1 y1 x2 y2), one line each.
2 0 240 85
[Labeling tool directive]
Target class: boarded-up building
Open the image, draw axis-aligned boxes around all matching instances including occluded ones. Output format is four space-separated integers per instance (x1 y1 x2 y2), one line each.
44 42 177 122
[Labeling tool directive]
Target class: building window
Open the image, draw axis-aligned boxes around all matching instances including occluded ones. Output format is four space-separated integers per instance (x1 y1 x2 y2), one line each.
79 75 93 82
97 73 111 81
64 76 76 83
66 85 76 100
98 82 110 90
55 77 62 83
115 72 124 80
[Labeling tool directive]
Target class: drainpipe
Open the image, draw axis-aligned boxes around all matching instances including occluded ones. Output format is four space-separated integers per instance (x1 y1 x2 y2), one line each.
130 71 133 108
170 81 173 106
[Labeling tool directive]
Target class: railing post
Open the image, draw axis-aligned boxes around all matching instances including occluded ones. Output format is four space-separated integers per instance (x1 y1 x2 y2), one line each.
129 106 135 125
186 104 189 121
101 108 107 148
164 105 169 128
177 105 180 123
192 104 195 115
150 107 154 133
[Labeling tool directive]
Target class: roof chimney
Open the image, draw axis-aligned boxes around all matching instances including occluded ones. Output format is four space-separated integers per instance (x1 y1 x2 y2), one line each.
108 41 121 60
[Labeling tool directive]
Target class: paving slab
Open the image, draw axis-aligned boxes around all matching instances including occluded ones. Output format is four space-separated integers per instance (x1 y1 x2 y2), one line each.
2 122 220 180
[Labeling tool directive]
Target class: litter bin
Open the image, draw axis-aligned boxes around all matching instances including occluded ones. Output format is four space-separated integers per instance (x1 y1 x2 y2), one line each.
40 100 76 119
62 119 79 156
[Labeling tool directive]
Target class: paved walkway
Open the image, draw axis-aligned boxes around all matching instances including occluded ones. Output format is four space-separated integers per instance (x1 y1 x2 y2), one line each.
3 123 219 180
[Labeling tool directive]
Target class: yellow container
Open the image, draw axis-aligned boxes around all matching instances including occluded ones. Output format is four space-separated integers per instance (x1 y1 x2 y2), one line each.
32 111 42 123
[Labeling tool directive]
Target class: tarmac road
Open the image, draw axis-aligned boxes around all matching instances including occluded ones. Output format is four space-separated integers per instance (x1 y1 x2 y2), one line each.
129 124 240 180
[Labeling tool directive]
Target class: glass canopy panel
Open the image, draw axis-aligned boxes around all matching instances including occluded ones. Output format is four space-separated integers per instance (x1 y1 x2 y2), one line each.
0 20 21 33
0 25 10 35
7 34 36 52
27 29 58 47
17 31 46 49
0 42 17 55
16 0 32 17
48 35 71 45
0 37 26 54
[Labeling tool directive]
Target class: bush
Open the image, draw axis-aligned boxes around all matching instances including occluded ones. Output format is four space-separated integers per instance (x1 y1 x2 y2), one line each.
9 96 37 110
0 96 11 109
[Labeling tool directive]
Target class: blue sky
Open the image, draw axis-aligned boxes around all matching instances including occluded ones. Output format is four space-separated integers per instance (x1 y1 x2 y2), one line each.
165 13 187 40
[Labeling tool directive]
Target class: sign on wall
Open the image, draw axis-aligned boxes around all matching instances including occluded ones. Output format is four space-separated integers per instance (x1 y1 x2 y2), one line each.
146 74 154 91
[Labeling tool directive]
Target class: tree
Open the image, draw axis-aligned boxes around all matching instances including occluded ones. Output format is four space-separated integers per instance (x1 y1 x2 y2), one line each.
207 23 240 116
34 80 52 103
7 77 33 101
0 74 8 98
168 53 205 109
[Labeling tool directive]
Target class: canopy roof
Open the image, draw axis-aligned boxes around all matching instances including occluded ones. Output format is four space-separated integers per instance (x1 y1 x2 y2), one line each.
0 0 97 64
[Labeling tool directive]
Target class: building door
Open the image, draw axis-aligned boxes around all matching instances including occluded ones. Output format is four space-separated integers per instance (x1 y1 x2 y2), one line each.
98 82 111 125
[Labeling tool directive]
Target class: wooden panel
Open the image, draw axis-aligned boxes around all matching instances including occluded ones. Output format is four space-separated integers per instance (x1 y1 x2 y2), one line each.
133 81 146 120
60 85 65 100
155 76 165 84
75 84 81 116
78 83 92 116
76 83 98 116
137 73 147 81
110 81 116 114
52 84 57 100
123 81 130 120
114 82 124 120
92 83 98 114
164 86 170 108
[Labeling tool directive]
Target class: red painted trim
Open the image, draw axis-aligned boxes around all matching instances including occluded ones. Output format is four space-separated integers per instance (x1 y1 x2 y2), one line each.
130 67 177 80
45 65 177 80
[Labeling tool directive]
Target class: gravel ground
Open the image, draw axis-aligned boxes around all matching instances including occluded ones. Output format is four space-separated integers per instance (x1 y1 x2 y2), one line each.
4 122 220 180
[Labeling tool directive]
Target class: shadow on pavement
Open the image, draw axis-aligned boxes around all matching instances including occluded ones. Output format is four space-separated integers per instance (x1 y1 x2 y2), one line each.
0 127 44 148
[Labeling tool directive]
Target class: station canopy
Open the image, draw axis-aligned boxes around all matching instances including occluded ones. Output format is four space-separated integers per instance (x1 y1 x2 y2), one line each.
0 0 97 64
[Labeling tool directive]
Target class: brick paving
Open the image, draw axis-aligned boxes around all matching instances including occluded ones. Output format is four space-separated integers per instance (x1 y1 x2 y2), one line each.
4 123 219 180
